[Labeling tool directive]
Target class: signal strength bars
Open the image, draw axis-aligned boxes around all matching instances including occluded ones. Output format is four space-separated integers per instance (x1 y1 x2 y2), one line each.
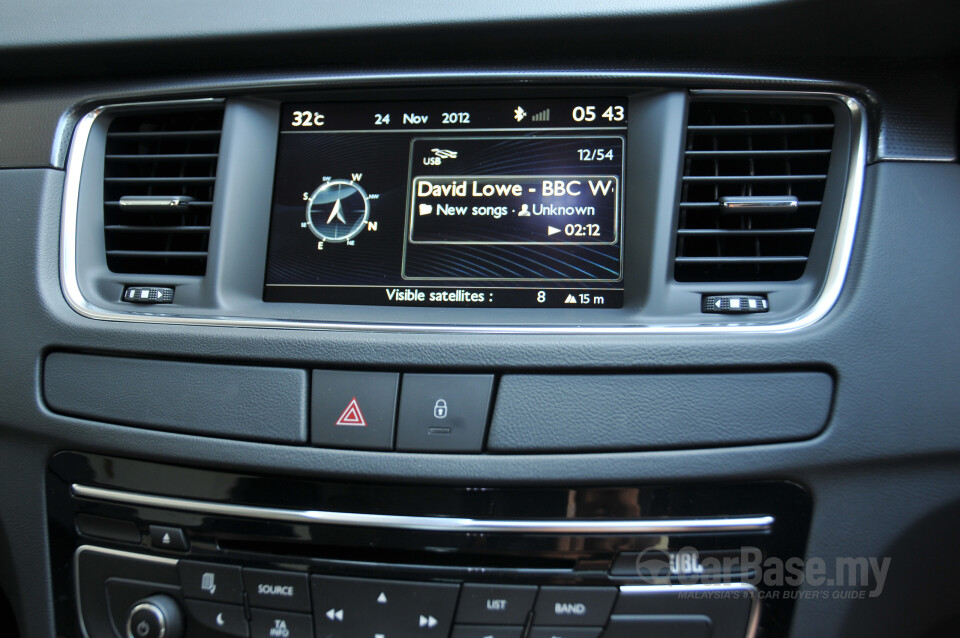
531 108 551 122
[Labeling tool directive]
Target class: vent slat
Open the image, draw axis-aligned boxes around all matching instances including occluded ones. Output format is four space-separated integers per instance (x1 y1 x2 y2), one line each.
677 228 815 236
105 200 213 207
676 256 809 263
105 225 211 233
685 149 831 157
682 175 826 182
686 123 834 133
106 250 208 258
104 176 217 184
103 107 223 276
674 100 835 283
105 153 220 161
680 201 821 208
106 130 221 139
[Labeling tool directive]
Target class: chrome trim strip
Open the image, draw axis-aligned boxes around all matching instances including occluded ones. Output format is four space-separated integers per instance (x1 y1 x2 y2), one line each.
119 195 194 209
720 195 799 211
618 582 761 638
71 484 774 534
60 84 866 334
74 545 179 638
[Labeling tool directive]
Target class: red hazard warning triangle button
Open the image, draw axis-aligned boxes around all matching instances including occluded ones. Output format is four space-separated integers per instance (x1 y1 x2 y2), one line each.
335 397 367 427
311 371 398 451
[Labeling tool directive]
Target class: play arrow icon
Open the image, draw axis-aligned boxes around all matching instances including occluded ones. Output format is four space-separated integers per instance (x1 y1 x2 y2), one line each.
547 226 561 236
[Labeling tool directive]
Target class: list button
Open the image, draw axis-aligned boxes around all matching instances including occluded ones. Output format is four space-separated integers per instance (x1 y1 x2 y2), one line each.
455 584 538 625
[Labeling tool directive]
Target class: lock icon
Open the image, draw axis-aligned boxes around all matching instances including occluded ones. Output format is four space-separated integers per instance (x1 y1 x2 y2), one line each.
433 399 448 419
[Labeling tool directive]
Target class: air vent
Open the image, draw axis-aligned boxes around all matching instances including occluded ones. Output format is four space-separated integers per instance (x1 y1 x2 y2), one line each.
675 99 835 282
103 107 224 276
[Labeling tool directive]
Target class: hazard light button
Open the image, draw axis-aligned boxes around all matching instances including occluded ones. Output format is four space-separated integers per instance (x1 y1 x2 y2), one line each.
311 370 399 451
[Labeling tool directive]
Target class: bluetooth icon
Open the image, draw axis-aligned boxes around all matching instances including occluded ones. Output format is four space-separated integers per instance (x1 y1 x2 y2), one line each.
513 106 527 122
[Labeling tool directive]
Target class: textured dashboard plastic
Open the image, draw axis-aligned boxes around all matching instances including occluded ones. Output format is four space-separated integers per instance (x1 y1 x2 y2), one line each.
43 353 308 443
488 372 833 452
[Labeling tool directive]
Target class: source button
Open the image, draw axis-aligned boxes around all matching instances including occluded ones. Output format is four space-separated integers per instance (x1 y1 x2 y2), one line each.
244 568 311 612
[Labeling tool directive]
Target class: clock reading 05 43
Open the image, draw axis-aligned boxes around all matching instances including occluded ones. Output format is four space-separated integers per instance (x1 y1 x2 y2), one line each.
303 180 371 243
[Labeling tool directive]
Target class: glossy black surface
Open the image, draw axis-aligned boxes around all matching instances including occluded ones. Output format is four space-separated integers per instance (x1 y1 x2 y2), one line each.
49 452 811 637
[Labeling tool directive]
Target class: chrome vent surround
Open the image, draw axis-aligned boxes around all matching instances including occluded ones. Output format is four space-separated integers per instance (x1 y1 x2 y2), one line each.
675 99 835 282
103 107 224 276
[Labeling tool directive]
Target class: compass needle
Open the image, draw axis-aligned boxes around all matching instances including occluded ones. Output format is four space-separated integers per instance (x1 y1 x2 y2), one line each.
326 198 346 225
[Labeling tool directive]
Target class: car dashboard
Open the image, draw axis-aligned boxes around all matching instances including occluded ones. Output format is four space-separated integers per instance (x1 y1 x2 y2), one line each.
0 2 959 638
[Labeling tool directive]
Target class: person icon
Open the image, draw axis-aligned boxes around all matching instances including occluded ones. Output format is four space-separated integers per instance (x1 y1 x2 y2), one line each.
518 204 531 216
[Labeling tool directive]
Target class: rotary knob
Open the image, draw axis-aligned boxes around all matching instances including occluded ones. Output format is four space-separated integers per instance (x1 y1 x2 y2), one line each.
125 594 183 638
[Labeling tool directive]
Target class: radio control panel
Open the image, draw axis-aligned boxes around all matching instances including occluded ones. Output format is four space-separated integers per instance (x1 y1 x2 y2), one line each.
76 547 757 638
49 453 811 638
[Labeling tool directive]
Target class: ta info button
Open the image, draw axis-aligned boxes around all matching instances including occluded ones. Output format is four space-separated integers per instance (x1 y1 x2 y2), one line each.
533 587 617 626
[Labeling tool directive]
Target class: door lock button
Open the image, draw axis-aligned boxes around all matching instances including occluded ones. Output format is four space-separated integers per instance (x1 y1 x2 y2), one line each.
396 374 494 453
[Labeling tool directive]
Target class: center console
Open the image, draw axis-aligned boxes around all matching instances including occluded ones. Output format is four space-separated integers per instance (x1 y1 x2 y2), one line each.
50 453 810 638
48 75 860 638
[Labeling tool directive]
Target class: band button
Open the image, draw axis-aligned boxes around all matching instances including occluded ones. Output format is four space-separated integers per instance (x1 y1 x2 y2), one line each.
532 587 617 626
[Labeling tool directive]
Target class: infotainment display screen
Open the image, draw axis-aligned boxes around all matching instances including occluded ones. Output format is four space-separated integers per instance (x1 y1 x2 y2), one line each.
263 98 627 308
